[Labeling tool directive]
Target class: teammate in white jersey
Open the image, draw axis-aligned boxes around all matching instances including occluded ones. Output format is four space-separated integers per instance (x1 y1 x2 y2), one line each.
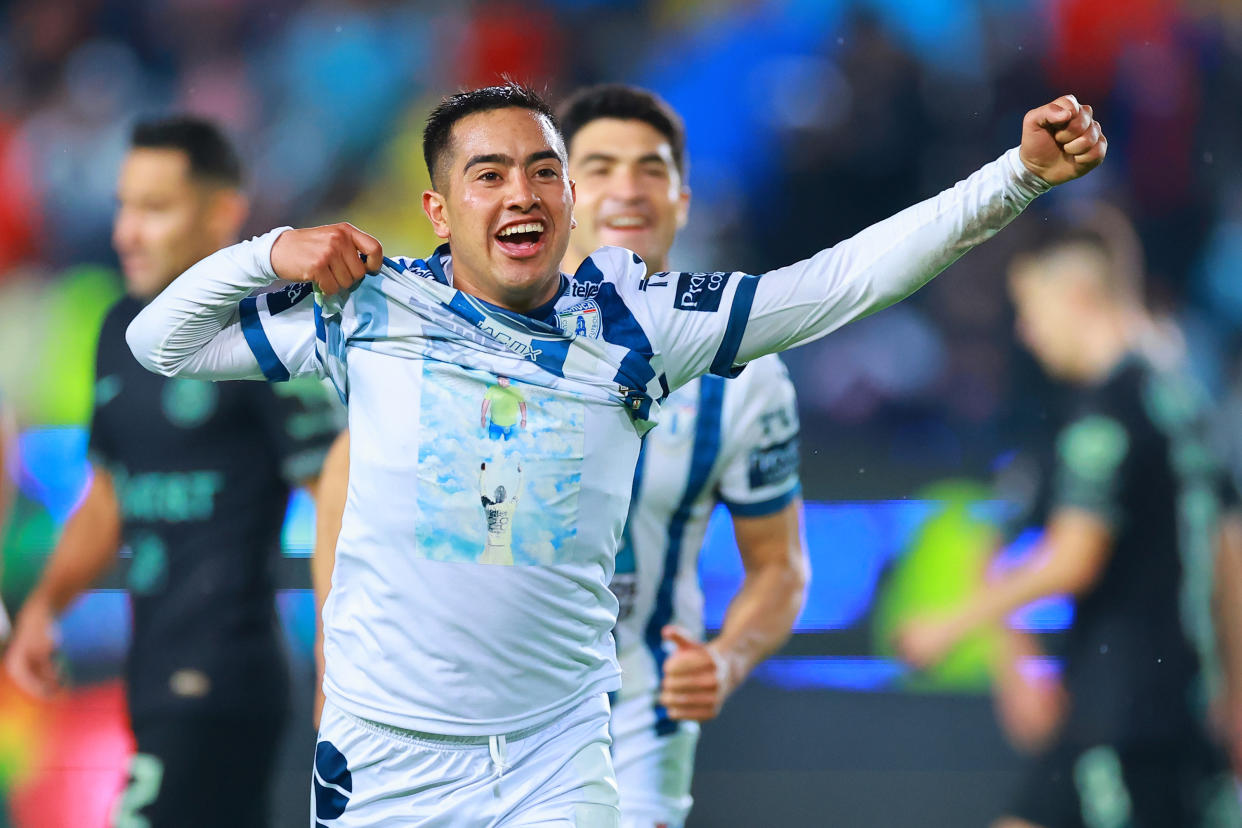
125 83 1106 825
558 84 808 828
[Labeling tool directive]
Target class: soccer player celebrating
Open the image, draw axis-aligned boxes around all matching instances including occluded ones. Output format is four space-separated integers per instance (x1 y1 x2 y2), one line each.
558 84 807 828
4 118 343 827
126 84 1104 824
898 213 1242 827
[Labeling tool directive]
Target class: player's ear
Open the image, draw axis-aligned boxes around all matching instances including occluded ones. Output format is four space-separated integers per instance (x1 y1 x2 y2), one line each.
206 188 249 247
675 185 691 231
422 189 451 240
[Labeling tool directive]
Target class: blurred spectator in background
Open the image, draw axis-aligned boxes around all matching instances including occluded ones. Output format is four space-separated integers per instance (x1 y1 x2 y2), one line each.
898 209 1242 827
3 117 342 827
0 397 14 640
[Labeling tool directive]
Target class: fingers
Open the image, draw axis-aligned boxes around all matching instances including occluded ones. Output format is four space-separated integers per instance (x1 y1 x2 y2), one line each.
271 223 382 289
1061 120 1101 156
1035 93 1079 129
345 224 384 274
661 625 699 651
661 667 719 692
6 648 59 699
660 692 720 721
1073 133 1108 170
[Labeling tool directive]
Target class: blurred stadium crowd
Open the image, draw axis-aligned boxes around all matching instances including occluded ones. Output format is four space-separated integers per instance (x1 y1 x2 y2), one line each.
1 0 1242 493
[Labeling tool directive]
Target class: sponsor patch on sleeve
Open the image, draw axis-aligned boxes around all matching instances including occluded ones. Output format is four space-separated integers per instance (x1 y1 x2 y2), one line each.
748 435 801 489
674 271 731 313
266 282 314 315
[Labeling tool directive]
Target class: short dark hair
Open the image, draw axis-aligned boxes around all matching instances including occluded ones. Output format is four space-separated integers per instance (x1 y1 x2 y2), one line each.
130 116 243 187
557 84 687 178
1012 203 1146 307
422 82 560 190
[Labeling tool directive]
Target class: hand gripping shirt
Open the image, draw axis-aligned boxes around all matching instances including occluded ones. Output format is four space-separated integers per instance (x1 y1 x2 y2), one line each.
126 148 1048 734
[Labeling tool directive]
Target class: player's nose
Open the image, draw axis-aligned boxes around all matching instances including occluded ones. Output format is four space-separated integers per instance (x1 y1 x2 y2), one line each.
504 174 540 212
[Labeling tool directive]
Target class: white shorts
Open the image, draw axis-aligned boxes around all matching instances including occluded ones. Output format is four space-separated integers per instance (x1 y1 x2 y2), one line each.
608 694 699 828
313 694 620 827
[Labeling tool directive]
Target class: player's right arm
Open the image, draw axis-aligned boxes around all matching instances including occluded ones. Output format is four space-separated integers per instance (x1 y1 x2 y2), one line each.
5 467 122 697
312 429 350 728
126 224 381 381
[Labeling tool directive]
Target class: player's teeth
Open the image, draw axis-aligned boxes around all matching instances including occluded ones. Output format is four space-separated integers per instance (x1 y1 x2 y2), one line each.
499 222 544 237
607 217 644 228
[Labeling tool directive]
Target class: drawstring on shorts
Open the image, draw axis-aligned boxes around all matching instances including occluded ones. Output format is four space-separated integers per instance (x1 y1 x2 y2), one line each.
488 734 509 778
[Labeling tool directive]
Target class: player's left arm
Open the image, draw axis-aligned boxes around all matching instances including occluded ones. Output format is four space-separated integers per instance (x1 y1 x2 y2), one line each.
898 508 1113 669
661 500 807 721
899 411 1127 668
661 359 809 720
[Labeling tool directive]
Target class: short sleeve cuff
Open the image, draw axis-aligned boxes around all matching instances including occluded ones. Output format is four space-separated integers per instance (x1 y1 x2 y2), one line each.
720 483 801 518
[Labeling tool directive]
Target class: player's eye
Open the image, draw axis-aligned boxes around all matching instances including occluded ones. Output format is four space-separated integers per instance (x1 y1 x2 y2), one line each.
534 167 559 179
641 164 670 180
478 171 501 182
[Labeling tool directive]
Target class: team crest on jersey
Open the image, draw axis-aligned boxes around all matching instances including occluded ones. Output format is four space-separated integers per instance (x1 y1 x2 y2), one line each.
161 378 218 428
557 299 602 339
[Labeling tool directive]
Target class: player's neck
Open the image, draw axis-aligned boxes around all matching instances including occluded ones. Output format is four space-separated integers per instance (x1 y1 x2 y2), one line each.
1076 317 1133 384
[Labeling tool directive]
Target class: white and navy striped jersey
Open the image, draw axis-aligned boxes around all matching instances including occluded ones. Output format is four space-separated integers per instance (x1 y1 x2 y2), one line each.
127 148 1049 735
613 354 800 721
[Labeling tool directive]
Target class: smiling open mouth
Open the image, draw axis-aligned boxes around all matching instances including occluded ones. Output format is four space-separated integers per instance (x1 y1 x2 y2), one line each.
495 221 546 255
603 216 648 230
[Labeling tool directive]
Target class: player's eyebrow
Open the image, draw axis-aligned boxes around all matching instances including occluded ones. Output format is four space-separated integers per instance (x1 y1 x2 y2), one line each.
576 152 669 167
463 150 562 174
525 149 563 167
463 153 514 174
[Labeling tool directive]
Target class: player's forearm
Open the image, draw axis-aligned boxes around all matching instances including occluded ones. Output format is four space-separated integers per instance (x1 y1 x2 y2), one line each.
710 544 808 688
126 228 291 380
1213 514 1242 709
946 548 1082 644
30 472 122 615
737 149 1050 362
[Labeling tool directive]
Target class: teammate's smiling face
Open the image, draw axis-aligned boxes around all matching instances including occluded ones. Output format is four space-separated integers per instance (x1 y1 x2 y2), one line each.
564 118 689 275
113 148 243 299
422 107 574 313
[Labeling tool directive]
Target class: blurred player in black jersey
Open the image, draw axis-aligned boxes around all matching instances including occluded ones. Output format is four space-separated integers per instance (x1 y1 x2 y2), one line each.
898 208 1242 828
3 117 343 827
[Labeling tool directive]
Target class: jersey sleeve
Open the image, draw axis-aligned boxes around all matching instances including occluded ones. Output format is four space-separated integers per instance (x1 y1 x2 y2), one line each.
733 149 1049 367
126 228 321 382
249 376 345 487
624 149 1047 389
715 355 802 517
606 247 761 392
1051 410 1132 528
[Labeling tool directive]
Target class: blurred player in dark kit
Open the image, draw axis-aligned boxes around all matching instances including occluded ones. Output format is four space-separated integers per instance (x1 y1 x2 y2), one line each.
899 209 1242 828
5 117 342 827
